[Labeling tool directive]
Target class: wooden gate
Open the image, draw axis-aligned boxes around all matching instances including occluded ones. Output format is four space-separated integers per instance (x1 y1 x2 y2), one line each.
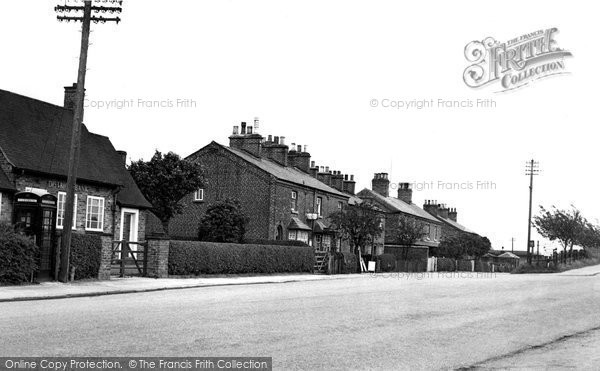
111 240 148 277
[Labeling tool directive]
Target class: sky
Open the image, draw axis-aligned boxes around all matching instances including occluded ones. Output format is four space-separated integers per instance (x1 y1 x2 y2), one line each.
1 1 597 254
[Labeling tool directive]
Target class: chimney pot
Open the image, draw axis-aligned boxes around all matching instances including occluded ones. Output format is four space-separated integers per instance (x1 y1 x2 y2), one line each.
303 145 308 153
325 166 329 173
253 117 259 131
240 122 247 134
274 136 279 144
233 126 239 135
267 134 272 142
247 126 253 134
280 136 286 145
297 145 302 152
311 161 315 168
350 175 354 181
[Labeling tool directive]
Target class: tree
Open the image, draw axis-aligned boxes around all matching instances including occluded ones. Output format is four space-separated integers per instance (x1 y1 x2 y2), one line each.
329 202 383 272
533 205 585 257
129 150 204 235
392 215 427 260
198 199 249 243
432 233 491 259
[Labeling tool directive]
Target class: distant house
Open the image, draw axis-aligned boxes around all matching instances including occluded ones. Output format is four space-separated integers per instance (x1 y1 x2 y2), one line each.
357 174 443 259
169 122 356 252
0 85 152 279
422 201 478 240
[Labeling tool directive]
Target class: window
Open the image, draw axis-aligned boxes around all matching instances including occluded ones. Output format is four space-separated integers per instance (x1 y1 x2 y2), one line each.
291 191 298 212
194 188 204 202
288 230 309 244
85 196 105 231
424 224 431 241
316 197 322 217
337 201 343 211
434 226 439 241
57 192 77 229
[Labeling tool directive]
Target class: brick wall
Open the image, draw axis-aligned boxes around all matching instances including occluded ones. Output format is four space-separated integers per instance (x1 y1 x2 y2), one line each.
170 146 273 239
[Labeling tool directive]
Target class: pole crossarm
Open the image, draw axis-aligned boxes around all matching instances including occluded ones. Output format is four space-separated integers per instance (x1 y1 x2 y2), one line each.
57 16 121 23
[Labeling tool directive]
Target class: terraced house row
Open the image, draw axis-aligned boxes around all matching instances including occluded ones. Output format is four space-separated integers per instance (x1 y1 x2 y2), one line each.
170 122 481 257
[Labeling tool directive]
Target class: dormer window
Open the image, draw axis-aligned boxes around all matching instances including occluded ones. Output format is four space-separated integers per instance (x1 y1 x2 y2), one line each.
194 188 204 202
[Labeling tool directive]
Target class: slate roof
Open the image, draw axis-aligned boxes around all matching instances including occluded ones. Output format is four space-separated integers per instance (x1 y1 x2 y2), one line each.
357 188 440 223
0 89 151 209
210 142 349 198
435 215 476 234
288 217 311 231
498 252 520 259
0 167 15 192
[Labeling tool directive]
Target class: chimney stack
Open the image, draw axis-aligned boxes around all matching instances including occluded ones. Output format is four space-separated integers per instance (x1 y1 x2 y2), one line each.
423 200 440 217
64 83 81 111
397 182 413 204
372 172 390 197
448 208 458 222
331 170 344 191
261 135 288 166
343 174 356 195
229 121 263 157
438 204 450 219
116 150 127 168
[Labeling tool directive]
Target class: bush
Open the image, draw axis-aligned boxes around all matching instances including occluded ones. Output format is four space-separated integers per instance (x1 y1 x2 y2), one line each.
70 234 102 280
168 241 314 275
376 254 396 272
0 223 39 284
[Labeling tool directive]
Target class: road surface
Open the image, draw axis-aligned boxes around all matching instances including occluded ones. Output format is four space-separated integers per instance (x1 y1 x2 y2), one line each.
1 271 599 370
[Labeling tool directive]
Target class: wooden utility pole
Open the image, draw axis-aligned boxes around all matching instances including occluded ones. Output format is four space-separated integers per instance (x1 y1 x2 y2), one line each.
525 159 540 265
55 0 123 282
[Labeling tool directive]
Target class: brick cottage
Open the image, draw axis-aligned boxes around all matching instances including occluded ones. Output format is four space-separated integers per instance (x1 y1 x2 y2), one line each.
357 174 443 261
170 121 357 253
0 86 152 279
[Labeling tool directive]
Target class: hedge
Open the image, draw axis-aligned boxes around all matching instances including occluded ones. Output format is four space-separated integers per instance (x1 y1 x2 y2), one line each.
0 223 39 284
70 234 102 280
244 239 309 247
168 241 314 275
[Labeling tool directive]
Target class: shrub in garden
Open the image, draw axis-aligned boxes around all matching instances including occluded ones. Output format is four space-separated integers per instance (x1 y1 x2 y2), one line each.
70 234 102 280
168 241 314 275
376 253 396 272
0 223 39 284
244 239 308 247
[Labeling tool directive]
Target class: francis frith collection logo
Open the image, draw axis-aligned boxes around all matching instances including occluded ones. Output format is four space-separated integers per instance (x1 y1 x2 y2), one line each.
463 28 572 92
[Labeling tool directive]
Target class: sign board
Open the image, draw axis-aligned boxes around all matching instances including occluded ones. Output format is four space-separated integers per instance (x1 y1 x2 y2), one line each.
529 240 535 248
367 261 376 272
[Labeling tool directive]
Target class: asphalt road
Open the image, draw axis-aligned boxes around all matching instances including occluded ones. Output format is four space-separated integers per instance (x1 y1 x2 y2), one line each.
1 272 599 370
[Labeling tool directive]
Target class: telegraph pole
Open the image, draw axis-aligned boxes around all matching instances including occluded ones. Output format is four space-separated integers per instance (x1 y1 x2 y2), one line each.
525 159 540 265
55 0 123 282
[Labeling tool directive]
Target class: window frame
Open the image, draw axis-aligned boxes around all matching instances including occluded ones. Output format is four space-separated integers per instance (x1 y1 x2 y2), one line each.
316 196 323 217
85 196 105 232
57 192 77 230
193 188 204 202
291 190 298 212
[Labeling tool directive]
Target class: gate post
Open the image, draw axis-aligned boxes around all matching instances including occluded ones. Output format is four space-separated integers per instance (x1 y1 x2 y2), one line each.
147 237 170 278
98 235 113 280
